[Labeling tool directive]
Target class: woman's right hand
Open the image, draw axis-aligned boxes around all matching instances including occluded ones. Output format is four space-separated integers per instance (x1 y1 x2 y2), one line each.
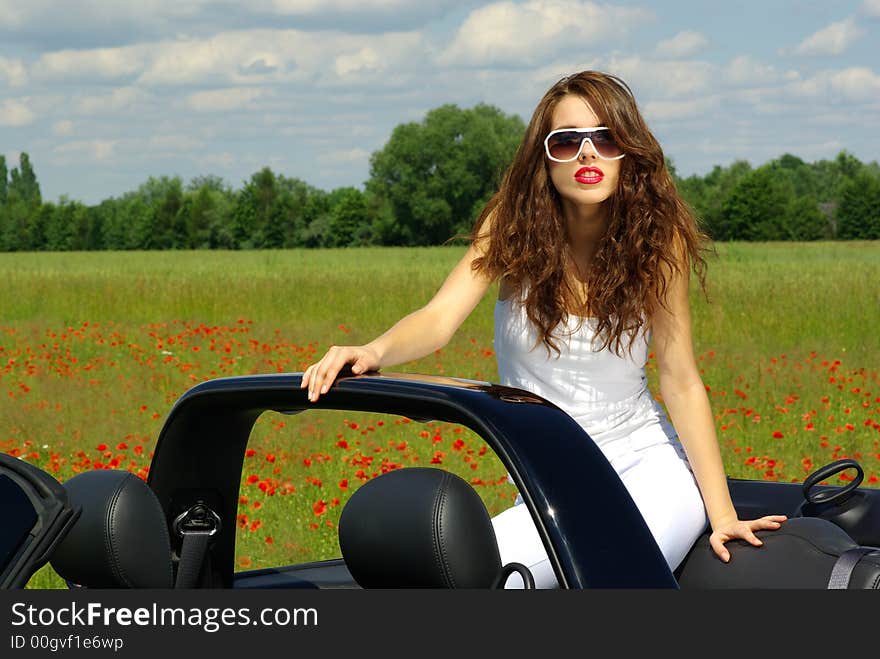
300 345 381 402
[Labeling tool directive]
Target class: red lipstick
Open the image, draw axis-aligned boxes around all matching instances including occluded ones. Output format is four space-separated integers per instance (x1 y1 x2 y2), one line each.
574 166 604 184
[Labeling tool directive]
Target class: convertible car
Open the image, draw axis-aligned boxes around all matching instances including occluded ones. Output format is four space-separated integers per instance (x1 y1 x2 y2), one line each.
3 371 880 589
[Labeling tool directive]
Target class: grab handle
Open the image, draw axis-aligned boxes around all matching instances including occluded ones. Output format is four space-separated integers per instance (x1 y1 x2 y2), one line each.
802 459 863 505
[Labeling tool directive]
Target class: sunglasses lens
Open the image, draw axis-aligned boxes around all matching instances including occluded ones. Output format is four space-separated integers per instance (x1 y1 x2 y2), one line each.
546 131 583 161
546 129 623 160
591 130 623 159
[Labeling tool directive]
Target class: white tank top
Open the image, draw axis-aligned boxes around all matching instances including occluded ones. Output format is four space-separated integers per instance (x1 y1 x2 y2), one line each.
493 294 677 466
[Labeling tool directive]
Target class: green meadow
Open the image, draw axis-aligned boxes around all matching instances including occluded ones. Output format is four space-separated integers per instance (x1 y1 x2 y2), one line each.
2 242 878 588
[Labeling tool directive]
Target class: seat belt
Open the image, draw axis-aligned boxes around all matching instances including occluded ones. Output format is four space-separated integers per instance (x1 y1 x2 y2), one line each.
827 547 872 589
172 503 221 589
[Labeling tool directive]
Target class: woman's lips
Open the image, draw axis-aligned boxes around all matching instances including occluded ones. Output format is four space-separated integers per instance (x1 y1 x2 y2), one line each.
574 166 604 184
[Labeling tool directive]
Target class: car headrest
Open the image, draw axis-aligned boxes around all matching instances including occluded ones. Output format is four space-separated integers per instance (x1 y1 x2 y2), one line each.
50 470 173 588
339 467 507 588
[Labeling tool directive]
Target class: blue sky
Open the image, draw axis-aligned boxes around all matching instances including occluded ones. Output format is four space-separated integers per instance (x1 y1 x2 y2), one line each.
1 0 878 204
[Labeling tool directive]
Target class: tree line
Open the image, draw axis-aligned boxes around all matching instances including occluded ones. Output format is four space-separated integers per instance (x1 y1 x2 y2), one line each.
2 102 879 251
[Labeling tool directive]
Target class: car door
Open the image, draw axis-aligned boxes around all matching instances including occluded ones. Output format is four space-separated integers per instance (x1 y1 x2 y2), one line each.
0 453 79 589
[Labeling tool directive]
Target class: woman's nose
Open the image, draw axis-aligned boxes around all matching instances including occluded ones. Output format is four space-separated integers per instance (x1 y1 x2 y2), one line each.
578 142 597 160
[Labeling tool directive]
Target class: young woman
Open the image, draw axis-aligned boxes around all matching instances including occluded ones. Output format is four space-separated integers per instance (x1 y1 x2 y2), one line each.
300 70 787 587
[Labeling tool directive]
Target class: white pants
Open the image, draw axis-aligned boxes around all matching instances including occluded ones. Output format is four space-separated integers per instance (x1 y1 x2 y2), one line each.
491 440 709 588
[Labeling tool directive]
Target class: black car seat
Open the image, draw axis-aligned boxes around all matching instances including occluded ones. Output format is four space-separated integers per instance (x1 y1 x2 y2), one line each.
675 516 880 589
339 467 534 588
50 470 174 588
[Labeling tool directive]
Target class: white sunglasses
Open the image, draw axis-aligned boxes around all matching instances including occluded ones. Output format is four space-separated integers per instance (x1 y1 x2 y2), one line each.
544 127 625 162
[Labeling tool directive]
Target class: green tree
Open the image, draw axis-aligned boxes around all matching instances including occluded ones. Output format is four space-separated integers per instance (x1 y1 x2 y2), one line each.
233 170 321 248
184 187 216 248
368 103 525 246
679 160 752 239
0 155 7 206
837 171 880 239
767 156 829 240
328 187 369 246
273 176 315 248
98 199 125 250
299 190 333 247
0 198 30 250
719 165 794 240
110 192 155 249
782 195 828 241
8 153 41 206
28 203 51 250
154 178 185 249
185 176 236 248
44 198 80 250
233 167 276 248
126 176 185 249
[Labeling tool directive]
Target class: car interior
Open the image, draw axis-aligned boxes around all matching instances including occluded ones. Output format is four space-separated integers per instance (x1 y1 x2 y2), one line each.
4 392 880 590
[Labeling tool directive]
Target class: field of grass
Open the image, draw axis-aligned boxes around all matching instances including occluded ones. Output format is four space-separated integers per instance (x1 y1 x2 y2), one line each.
1 242 878 588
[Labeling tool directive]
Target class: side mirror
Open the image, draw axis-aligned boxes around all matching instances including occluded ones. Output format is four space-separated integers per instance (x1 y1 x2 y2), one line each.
0 454 80 589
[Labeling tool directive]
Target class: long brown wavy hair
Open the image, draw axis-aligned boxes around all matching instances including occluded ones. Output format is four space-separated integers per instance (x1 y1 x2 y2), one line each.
469 70 711 358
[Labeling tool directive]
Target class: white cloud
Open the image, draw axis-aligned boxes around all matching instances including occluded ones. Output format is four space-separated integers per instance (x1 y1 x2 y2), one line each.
0 0 32 28
643 96 720 121
606 55 714 97
0 0 215 45
655 30 708 58
317 147 370 165
138 35 258 86
335 47 382 77
439 1 650 68
0 1 210 28
197 152 235 169
862 0 880 18
794 17 864 56
142 30 423 86
723 56 780 86
265 0 417 12
0 57 27 86
75 87 149 115
0 99 34 126
53 139 118 163
27 28 427 91
184 87 264 112
147 134 205 152
787 67 880 102
52 120 74 136
827 67 880 100
33 46 146 81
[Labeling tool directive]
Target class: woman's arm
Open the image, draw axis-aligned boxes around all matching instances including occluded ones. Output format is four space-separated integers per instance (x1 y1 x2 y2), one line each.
651 243 786 561
302 223 496 401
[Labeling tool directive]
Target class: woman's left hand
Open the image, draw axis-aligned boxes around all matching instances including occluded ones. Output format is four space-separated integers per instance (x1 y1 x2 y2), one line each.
709 515 788 563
